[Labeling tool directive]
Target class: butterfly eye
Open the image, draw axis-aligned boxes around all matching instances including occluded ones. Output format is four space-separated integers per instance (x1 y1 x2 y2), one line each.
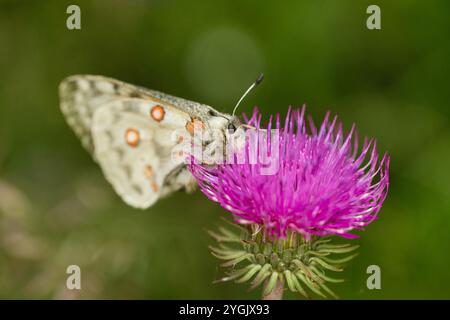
227 123 236 133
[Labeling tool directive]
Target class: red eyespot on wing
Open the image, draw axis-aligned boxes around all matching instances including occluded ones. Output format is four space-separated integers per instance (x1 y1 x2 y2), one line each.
150 105 165 122
125 128 140 147
186 118 204 136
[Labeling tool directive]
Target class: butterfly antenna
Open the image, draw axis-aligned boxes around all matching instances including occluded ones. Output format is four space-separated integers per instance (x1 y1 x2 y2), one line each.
232 73 264 118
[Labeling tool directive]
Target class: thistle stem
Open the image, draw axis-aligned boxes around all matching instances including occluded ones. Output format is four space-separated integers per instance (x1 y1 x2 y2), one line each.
262 279 284 300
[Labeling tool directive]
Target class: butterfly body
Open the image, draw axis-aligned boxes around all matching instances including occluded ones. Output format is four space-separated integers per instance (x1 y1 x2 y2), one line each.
60 75 241 209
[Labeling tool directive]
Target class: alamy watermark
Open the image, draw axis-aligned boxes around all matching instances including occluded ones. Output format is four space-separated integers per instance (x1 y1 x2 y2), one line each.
366 264 381 290
66 265 81 290
66 5 81 30
366 5 381 30
170 126 280 175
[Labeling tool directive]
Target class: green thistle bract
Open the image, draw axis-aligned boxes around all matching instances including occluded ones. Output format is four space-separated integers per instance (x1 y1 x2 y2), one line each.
209 222 359 299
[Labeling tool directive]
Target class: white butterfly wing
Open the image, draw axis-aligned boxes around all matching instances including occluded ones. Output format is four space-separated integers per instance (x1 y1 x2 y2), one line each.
91 99 185 208
60 75 196 209
60 75 127 152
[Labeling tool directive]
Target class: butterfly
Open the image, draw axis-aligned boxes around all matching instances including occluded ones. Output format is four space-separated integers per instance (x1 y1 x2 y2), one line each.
59 75 261 209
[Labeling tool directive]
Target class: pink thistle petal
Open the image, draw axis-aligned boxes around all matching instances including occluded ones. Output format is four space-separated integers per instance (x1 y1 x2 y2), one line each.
189 107 390 239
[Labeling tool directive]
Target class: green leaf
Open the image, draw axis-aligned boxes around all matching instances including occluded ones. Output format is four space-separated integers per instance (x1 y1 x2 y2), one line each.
250 264 272 289
309 257 343 272
214 265 253 283
221 253 253 267
210 250 248 261
296 272 326 298
304 250 330 257
310 266 344 283
313 238 332 247
322 253 359 264
284 270 297 292
291 259 323 283
262 272 279 297
209 246 246 258
317 243 354 249
318 281 339 299
290 271 309 298
236 264 262 283
312 238 331 250
318 245 359 254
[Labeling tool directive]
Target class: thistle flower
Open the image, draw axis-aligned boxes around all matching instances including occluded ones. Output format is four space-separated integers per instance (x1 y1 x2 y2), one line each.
189 107 389 298
189 107 389 240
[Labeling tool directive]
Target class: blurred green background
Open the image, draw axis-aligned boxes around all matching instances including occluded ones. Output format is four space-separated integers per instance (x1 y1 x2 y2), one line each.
1 0 449 299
